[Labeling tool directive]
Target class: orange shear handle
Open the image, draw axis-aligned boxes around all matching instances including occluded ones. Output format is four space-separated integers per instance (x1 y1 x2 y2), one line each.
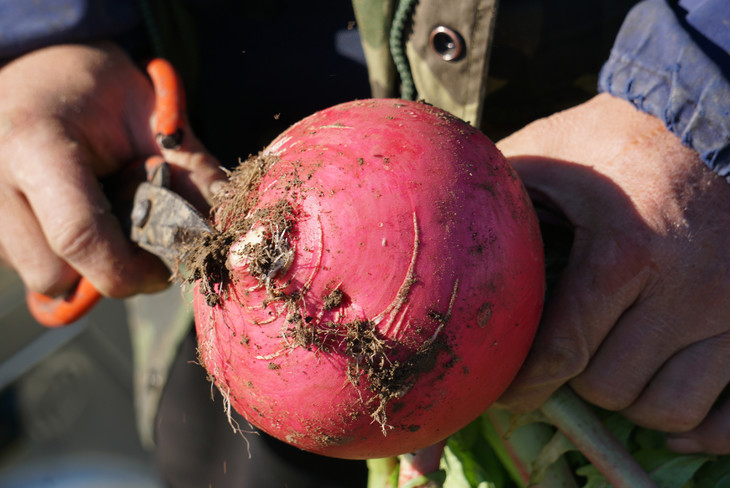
147 57 186 150
26 278 103 328
26 58 184 327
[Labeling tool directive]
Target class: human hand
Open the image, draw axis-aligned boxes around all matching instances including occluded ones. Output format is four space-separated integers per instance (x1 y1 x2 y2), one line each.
495 93 730 455
0 42 225 299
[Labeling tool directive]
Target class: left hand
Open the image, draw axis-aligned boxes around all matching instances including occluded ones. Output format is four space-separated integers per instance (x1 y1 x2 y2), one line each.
0 42 225 300
494 93 730 455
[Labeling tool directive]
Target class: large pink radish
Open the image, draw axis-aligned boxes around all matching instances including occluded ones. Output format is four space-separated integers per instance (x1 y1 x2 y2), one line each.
191 99 545 459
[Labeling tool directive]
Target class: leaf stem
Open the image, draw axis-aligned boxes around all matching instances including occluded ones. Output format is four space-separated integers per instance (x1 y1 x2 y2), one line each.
397 440 447 487
484 408 578 487
367 457 399 488
540 386 656 488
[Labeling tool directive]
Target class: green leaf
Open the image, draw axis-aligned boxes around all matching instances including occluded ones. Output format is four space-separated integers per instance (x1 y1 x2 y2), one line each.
367 457 399 488
400 470 447 488
574 464 609 488
480 413 527 488
442 445 471 488
575 448 714 488
452 417 481 449
682 455 730 488
529 431 577 486
633 428 667 451
632 448 685 472
444 432 506 488
442 443 496 488
648 453 712 488
504 411 549 436
600 412 637 448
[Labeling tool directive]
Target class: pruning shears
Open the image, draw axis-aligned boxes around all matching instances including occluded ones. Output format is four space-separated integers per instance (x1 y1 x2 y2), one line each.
26 59 211 327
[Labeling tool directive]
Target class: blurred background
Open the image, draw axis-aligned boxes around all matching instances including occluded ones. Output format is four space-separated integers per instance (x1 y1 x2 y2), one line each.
0 268 164 488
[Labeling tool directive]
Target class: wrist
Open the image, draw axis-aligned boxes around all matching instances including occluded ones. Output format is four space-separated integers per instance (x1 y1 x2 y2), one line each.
598 0 730 182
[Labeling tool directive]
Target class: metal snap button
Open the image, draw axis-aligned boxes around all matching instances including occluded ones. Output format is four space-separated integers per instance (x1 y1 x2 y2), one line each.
429 26 464 61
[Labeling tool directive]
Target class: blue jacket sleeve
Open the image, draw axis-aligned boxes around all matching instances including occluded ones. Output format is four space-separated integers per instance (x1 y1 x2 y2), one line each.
0 0 141 59
679 0 730 54
598 0 730 181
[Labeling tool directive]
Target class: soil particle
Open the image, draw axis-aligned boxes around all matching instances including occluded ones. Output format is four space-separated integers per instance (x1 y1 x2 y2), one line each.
340 318 452 433
477 302 493 328
322 288 345 310
287 319 327 352
184 231 238 306
183 152 282 305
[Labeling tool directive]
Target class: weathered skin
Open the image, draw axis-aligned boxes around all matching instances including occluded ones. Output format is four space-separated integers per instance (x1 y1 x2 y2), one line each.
194 99 545 459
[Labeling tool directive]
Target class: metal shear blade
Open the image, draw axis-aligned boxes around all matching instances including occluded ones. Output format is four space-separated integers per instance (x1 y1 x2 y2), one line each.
130 162 212 272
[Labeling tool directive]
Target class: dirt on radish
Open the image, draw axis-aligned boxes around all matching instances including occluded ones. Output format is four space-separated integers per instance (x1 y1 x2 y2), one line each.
187 99 545 459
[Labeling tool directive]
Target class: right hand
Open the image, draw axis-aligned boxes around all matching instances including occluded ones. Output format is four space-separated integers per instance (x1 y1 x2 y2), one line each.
0 42 226 299
495 94 730 454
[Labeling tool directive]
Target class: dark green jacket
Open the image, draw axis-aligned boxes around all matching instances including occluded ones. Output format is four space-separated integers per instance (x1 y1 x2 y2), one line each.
353 0 498 126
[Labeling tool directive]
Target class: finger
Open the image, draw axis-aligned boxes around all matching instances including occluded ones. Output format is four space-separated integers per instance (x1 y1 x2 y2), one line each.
569 301 690 411
15 128 169 298
571 287 729 413
0 184 78 294
160 124 228 209
667 391 730 455
621 332 730 434
497 233 647 412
